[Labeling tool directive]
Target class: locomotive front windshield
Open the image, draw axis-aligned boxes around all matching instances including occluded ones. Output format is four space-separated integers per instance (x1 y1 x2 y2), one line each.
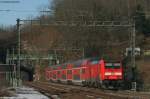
105 63 121 69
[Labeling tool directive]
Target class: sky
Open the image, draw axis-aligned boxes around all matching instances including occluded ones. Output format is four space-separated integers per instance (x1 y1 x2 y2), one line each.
0 0 51 26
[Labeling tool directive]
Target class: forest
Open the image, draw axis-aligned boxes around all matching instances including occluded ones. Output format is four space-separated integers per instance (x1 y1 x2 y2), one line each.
0 0 150 61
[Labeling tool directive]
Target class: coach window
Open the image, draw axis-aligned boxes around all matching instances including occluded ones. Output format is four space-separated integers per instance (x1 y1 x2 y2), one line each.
74 75 80 80
67 70 72 74
62 74 66 79
53 74 56 79
57 71 60 75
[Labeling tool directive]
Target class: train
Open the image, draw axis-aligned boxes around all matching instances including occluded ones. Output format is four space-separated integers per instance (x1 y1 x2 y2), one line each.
45 58 123 89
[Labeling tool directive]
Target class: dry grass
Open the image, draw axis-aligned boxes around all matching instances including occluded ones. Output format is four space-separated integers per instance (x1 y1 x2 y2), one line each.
137 58 150 86
0 86 16 97
0 89 11 97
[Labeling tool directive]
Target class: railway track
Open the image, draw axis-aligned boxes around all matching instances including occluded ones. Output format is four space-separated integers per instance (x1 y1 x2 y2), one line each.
25 81 150 99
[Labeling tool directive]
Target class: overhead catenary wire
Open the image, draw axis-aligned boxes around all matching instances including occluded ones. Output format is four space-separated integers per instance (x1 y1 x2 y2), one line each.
0 9 39 12
0 0 20 3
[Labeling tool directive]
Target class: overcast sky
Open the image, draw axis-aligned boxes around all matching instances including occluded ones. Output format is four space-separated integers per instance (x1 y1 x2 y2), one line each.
0 0 51 26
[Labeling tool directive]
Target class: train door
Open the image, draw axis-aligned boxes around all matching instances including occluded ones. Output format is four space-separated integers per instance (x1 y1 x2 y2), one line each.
62 70 67 81
66 64 73 81
57 67 61 80
53 70 57 81
73 68 81 82
80 66 87 81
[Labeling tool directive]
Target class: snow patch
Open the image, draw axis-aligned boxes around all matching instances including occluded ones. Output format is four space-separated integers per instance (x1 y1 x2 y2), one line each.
1 87 50 99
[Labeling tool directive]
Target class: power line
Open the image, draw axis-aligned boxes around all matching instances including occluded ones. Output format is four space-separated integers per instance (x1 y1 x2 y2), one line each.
0 10 11 11
0 0 20 3
0 9 38 12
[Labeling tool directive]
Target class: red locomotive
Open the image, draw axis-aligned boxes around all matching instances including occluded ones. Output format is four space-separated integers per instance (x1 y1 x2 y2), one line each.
45 58 123 89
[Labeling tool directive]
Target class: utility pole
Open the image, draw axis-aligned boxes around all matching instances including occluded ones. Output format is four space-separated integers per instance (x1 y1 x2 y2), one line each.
17 18 21 87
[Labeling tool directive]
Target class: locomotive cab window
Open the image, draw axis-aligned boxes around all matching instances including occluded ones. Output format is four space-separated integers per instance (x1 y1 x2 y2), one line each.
91 60 99 64
105 63 121 69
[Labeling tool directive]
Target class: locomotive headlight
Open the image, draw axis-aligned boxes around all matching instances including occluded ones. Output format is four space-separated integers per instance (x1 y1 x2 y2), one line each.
114 72 122 75
104 72 122 76
105 72 111 75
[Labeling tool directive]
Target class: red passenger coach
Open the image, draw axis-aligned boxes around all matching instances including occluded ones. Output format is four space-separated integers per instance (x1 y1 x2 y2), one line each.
45 58 123 89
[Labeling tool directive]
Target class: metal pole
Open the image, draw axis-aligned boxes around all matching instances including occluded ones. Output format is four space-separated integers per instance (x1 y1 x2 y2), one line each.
12 47 17 87
6 49 9 64
17 18 21 87
127 0 130 18
131 23 136 91
82 48 85 59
